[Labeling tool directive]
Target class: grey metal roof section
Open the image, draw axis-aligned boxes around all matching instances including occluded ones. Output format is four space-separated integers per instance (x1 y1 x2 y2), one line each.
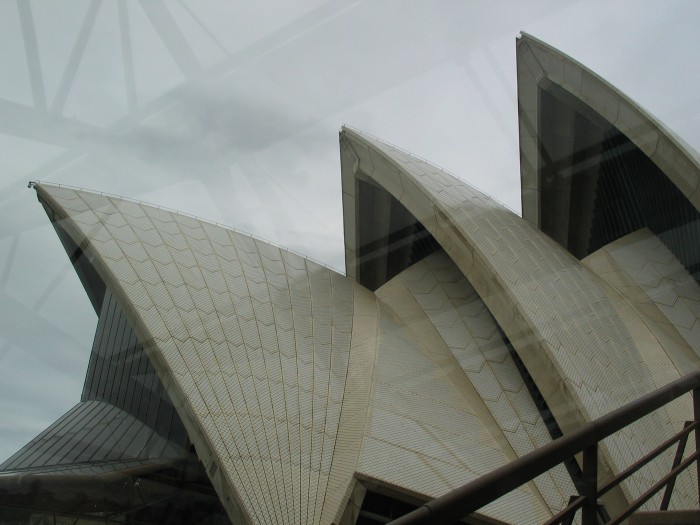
81 288 189 449
340 126 695 512
516 32 700 232
0 400 184 472
0 457 174 479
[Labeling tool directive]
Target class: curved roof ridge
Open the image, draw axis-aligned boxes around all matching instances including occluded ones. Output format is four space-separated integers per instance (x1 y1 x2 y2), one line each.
517 32 700 220
31 180 345 276
340 125 518 214
517 31 700 165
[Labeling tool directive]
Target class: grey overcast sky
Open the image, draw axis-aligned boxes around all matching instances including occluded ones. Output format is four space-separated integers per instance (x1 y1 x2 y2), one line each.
1 0 699 462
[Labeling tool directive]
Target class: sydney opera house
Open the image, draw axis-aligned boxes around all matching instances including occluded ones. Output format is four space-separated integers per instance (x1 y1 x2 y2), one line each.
1 33 700 525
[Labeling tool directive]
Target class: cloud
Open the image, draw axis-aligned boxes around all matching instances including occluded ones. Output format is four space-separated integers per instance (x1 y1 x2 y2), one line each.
2 0 700 467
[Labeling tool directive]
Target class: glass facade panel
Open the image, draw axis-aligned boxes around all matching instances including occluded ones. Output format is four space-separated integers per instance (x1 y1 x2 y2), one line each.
0 284 231 525
356 178 440 290
538 84 700 282
81 290 186 450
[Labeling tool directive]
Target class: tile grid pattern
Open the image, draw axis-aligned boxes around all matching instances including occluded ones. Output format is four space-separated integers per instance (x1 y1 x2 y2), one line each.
38 184 363 525
343 129 694 507
398 251 575 515
587 229 700 354
363 277 552 524
319 285 378 525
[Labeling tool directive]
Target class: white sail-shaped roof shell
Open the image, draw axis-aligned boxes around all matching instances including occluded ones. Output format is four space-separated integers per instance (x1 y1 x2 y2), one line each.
340 127 696 512
37 181 582 524
37 183 377 525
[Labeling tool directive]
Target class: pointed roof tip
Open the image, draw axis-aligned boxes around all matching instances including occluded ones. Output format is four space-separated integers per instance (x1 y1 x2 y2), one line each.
339 124 376 144
516 31 542 45
339 124 352 138
515 32 592 73
339 124 364 136
31 180 64 193
516 28 700 221
516 32 559 53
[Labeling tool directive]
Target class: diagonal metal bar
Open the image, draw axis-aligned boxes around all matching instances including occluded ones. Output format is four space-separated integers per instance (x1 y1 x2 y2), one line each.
0 235 20 288
137 0 202 78
388 371 700 525
660 420 692 510
598 420 698 497
0 98 100 149
51 0 103 114
607 450 700 525
0 290 91 378
694 388 700 506
175 0 230 55
16 0 47 110
31 260 73 312
118 0 137 110
581 445 598 525
543 495 585 525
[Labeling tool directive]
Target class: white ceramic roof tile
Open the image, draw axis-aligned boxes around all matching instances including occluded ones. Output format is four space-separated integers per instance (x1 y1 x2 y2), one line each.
41 155 633 525
66 208 101 232
141 240 172 266
360 279 564 523
583 230 700 368
160 230 189 251
72 192 109 215
138 202 170 222
37 183 376 525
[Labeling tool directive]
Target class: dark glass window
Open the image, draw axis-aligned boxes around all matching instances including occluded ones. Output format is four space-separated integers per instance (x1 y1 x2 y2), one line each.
81 290 187 449
537 84 700 283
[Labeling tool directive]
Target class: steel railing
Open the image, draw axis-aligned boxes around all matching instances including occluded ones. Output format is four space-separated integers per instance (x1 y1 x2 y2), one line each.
388 370 700 525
